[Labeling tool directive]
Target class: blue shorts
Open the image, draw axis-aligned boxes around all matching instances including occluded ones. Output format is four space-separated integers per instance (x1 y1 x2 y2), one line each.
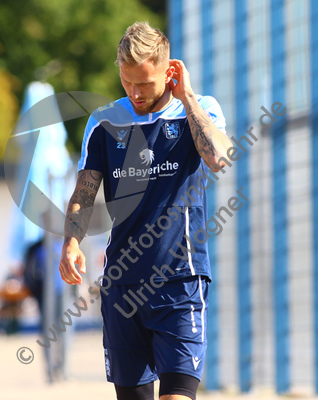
100 275 209 386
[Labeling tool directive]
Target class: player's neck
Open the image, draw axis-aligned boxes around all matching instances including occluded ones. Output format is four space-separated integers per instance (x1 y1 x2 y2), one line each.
151 88 173 113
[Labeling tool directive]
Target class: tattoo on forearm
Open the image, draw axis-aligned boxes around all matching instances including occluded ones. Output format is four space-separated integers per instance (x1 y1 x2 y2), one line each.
64 209 90 243
64 199 94 243
78 170 87 181
90 170 101 181
79 188 97 207
81 180 98 191
185 95 217 158
64 170 102 244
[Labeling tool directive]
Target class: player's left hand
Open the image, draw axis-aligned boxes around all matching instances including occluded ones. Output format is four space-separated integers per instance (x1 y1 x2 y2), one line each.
168 59 195 101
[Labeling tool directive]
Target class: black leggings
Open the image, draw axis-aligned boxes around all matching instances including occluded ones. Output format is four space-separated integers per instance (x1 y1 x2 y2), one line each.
115 372 200 400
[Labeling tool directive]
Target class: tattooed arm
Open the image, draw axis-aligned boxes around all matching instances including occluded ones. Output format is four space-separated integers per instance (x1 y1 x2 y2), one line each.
169 59 233 170
59 169 103 285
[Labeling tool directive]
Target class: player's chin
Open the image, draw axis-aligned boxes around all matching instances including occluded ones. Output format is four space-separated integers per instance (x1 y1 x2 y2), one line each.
133 104 152 116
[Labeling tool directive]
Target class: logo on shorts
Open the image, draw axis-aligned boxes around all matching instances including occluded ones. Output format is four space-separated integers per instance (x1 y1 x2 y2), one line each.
164 122 180 139
192 356 201 371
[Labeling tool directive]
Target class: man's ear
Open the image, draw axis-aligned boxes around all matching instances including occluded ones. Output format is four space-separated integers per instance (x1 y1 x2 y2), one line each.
165 65 175 83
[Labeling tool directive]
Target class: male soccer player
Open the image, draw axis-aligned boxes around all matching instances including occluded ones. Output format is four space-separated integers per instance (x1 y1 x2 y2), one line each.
59 22 232 400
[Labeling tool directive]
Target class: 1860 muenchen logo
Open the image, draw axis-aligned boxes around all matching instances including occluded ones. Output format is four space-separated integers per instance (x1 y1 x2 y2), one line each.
164 122 180 139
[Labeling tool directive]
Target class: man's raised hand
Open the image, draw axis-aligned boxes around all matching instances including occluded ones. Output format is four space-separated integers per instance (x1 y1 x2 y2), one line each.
168 59 194 101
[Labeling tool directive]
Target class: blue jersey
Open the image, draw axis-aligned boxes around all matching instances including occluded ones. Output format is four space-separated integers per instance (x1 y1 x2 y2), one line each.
78 95 226 284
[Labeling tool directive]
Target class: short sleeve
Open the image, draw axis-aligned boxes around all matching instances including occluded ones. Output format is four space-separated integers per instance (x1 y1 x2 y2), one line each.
199 96 227 135
78 113 103 172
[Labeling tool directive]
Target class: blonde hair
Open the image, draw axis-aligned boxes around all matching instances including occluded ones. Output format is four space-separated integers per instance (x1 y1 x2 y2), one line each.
116 22 170 66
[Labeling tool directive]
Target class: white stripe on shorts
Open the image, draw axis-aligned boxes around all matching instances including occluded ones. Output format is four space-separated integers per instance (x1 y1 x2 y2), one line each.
198 275 206 342
185 207 195 275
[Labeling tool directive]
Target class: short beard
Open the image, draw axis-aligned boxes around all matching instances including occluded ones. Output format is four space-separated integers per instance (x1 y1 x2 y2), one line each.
130 89 165 116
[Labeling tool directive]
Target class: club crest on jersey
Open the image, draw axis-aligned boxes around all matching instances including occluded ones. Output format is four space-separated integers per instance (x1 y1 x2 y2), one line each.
139 148 154 166
164 122 180 139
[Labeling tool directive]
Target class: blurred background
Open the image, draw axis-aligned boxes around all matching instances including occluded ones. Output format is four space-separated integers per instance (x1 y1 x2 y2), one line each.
0 0 316 398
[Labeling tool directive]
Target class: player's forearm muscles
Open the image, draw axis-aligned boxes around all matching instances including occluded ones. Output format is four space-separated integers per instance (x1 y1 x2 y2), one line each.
64 170 103 244
183 93 229 169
